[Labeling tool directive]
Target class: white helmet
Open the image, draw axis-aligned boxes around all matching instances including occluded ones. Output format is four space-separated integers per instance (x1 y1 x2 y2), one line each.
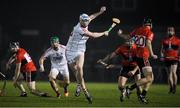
79 13 90 22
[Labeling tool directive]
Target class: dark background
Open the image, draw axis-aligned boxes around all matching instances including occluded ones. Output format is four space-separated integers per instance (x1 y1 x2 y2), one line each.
0 0 180 83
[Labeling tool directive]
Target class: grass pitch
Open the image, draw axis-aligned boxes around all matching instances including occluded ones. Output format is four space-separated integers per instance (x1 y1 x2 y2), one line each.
0 81 180 107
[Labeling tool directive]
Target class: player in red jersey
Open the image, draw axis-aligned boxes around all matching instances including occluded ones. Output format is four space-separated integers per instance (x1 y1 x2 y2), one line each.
98 38 142 102
160 27 180 94
8 42 48 97
124 17 157 104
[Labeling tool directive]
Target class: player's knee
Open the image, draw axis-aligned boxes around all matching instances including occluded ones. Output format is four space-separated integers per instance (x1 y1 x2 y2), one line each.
48 76 55 82
76 65 83 72
142 66 152 73
118 86 124 90
64 79 70 85
146 74 154 83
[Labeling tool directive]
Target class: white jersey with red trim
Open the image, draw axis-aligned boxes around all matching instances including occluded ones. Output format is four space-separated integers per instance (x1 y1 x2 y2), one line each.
66 23 89 53
43 44 67 68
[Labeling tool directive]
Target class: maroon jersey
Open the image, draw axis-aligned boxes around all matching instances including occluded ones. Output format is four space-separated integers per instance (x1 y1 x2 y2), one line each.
162 36 180 61
115 44 137 67
16 48 37 73
130 26 154 59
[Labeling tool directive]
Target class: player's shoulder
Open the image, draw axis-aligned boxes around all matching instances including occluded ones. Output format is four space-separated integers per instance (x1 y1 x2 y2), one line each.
45 47 53 53
116 45 124 51
59 44 66 49
17 48 26 54
74 23 87 33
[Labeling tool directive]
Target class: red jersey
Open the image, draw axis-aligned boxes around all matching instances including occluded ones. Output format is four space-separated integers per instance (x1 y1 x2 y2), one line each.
16 48 36 73
162 36 180 61
115 44 137 67
130 26 154 59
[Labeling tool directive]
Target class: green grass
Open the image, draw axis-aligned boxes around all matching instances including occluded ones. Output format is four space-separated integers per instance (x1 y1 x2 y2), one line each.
0 81 180 107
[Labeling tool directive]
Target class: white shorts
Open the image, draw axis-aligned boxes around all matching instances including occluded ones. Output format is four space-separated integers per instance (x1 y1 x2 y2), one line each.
66 51 84 64
49 65 69 79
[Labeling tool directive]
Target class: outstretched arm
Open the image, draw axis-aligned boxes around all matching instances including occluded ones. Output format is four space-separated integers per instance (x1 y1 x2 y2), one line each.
117 29 131 40
84 30 108 38
89 6 106 21
97 52 118 66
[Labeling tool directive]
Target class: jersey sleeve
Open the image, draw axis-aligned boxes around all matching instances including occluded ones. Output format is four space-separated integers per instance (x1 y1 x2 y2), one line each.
79 27 87 35
43 48 51 58
115 46 122 55
147 32 154 41
16 54 22 63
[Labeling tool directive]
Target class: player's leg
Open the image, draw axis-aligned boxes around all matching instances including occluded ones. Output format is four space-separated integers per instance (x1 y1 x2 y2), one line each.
26 72 48 97
76 53 92 104
48 68 61 97
171 63 178 94
61 65 70 97
128 58 153 91
134 73 142 98
68 63 82 96
137 67 153 104
15 73 27 97
118 76 128 102
167 64 173 93
66 52 83 96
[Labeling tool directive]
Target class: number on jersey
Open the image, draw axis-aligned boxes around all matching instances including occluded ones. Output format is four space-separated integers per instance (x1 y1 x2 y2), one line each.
132 35 146 47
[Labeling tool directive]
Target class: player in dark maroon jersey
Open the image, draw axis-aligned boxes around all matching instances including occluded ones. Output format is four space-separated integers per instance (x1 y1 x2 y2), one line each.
160 27 180 94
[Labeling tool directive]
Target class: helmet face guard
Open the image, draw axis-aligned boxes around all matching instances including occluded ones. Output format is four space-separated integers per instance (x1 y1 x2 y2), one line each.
79 13 90 27
9 42 19 49
9 42 19 52
79 13 90 22
143 17 152 28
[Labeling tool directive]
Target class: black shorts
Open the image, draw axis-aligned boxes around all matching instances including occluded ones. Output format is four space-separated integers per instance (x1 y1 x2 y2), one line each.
22 71 37 82
164 60 178 67
135 57 151 69
119 66 140 78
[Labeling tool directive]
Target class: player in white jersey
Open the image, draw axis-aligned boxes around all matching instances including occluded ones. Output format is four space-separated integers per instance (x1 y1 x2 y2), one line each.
66 6 109 104
39 36 70 98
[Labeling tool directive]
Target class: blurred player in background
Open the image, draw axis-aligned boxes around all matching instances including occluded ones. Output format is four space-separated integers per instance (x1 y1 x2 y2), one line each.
39 36 70 98
124 17 157 104
8 42 48 97
97 37 142 102
66 6 109 103
160 27 180 94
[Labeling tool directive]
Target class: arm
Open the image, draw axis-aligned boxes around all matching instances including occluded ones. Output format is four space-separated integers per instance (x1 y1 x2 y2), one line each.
6 54 16 70
89 6 106 21
13 63 21 85
39 56 46 72
84 30 108 38
102 52 117 62
127 65 139 77
117 29 130 40
146 39 158 59
97 52 118 66
160 43 165 61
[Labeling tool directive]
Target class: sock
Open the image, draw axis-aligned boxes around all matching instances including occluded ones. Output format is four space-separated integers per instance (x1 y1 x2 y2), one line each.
50 81 59 94
169 85 173 93
141 90 147 97
64 83 69 93
136 87 141 97
118 86 125 93
130 83 137 90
